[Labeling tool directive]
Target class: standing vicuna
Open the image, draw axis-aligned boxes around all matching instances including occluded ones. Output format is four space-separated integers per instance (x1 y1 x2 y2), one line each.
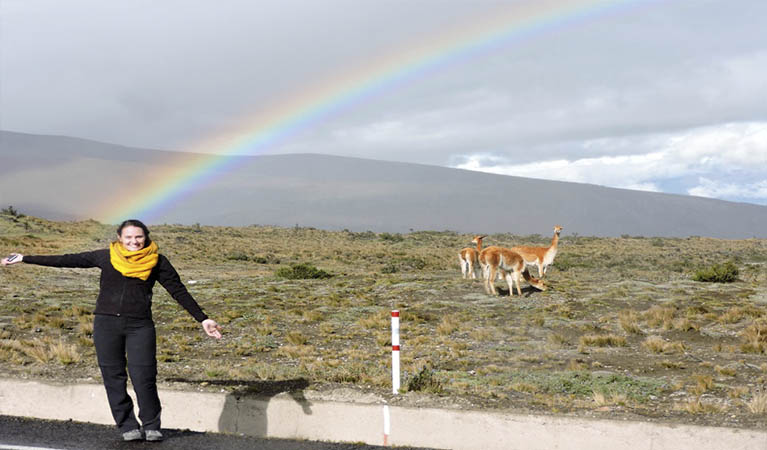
480 246 546 296
459 235 485 279
512 225 563 279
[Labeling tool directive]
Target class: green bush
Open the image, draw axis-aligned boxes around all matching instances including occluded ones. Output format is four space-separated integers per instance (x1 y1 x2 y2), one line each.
693 261 739 283
226 251 250 261
275 263 332 280
379 232 404 242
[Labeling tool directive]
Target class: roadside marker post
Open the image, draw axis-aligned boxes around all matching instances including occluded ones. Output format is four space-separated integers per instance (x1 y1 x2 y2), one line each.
384 309 400 446
391 310 400 394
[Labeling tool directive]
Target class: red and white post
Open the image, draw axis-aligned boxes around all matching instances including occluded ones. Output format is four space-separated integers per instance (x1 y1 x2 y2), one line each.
385 309 400 446
391 310 400 394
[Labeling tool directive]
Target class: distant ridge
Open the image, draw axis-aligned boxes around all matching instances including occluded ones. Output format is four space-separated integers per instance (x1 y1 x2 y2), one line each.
2 130 766 238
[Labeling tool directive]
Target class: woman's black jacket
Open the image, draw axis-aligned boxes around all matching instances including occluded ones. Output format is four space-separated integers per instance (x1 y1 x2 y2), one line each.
23 249 208 322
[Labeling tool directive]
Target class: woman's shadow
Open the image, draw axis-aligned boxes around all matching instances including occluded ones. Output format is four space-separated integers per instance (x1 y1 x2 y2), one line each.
166 377 312 436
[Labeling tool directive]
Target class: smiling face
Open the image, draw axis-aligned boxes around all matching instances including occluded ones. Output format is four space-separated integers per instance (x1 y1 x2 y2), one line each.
118 225 147 251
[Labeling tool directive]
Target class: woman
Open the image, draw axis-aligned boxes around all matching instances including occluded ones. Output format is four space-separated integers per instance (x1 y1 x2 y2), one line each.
1 219 222 442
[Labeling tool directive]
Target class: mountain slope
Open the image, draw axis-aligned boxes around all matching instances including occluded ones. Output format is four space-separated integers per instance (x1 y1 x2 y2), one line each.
2 130 766 238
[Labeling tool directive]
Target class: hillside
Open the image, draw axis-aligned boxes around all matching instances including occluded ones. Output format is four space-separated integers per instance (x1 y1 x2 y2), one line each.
2 130 767 238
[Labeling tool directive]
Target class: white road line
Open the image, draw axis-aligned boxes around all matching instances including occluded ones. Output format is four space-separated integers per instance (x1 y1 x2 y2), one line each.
0 445 67 450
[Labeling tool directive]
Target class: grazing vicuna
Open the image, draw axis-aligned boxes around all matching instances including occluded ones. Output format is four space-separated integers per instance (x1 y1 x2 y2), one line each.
459 235 485 279
511 225 563 279
480 246 546 296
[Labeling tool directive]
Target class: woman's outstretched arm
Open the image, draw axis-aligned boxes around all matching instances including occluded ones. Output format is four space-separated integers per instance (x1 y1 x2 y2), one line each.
156 255 223 339
5 250 104 268
1 253 23 266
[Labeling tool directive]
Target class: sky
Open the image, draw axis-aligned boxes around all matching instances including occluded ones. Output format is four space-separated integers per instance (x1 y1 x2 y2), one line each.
1 0 766 205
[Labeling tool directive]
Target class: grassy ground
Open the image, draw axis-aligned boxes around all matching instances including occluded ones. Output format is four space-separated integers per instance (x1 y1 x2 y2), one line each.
1 212 767 428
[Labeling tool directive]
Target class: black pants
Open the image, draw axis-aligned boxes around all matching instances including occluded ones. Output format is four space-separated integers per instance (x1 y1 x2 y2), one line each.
93 314 161 432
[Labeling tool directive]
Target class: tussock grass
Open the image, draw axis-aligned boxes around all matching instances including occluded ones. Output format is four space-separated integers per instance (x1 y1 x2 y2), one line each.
747 392 767 414
714 365 737 377
690 374 715 395
642 336 685 354
285 331 309 346
49 340 81 365
618 310 642 334
740 318 767 353
643 306 676 330
17 338 81 365
579 334 627 348
677 398 722 414
592 390 628 407
436 316 461 336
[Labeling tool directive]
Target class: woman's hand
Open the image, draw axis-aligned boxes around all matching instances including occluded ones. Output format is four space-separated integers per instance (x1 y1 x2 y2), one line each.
202 319 223 339
1 254 23 266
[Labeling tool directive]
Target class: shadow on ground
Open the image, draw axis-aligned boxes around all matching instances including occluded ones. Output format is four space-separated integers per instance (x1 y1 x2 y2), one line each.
165 377 312 436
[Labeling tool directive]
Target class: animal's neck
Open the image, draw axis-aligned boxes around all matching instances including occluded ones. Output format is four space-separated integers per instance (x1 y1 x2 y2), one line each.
475 239 483 253
550 233 559 251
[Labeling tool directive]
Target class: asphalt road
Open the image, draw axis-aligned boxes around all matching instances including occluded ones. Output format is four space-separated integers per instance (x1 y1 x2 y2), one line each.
0 415 431 450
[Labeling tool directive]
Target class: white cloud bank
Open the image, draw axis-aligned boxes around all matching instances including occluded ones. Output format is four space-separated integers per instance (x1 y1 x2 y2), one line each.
689 178 767 201
452 122 767 204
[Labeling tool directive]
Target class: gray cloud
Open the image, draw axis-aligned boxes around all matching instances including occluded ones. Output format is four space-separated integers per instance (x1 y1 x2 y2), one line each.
2 0 766 203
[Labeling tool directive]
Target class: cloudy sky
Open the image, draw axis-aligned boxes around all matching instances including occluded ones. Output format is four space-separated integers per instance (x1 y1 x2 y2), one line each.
1 0 766 205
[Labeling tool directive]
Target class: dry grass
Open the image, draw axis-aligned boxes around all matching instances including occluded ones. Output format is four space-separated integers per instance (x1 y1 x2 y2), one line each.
677 398 722 414
436 316 461 336
740 318 767 353
642 336 685 354
714 365 738 377
2 214 767 426
747 392 767 414
579 334 627 348
592 391 628 407
690 374 715 396
618 310 642 334
643 306 676 330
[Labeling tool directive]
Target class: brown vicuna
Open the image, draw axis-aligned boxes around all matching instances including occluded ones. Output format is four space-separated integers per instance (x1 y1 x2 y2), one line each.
459 235 485 279
480 246 546 296
511 225 563 278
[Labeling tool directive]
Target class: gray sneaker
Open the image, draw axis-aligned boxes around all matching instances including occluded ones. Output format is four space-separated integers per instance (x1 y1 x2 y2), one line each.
145 429 164 442
122 429 142 441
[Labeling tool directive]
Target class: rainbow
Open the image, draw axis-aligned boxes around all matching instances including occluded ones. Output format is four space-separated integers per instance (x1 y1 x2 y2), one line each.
102 0 641 224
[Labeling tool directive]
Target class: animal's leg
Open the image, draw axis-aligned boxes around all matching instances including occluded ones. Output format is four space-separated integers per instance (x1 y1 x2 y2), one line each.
488 266 498 295
504 272 515 297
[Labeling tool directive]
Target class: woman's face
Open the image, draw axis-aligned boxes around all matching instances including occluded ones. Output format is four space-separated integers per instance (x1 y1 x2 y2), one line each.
118 225 147 251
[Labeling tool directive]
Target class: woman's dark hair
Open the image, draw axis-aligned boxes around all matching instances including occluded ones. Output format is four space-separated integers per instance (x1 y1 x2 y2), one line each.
116 219 152 246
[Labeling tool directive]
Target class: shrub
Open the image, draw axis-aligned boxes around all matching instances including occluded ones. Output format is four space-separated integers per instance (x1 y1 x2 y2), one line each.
226 251 250 261
693 261 738 283
1 205 23 218
275 263 332 279
381 264 399 274
379 232 404 242
396 256 427 270
407 365 443 393
252 254 280 264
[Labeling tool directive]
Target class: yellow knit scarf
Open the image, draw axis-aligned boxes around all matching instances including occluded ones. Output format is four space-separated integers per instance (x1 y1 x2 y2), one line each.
109 241 159 281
